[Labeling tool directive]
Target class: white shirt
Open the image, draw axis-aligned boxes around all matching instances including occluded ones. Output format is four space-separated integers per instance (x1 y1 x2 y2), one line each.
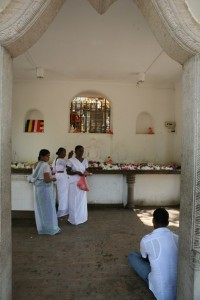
67 157 88 183
140 227 178 300
52 158 69 173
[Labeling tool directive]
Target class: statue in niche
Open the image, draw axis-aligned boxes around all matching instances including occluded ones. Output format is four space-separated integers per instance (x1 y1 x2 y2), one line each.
85 138 101 162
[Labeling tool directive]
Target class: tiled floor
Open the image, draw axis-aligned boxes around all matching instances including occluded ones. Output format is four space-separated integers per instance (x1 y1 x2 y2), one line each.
12 207 179 300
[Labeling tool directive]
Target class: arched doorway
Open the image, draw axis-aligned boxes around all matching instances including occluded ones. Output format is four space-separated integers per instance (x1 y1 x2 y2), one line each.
1 1 200 299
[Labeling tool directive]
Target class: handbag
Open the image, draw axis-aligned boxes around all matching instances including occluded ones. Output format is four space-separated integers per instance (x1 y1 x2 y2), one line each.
77 176 89 191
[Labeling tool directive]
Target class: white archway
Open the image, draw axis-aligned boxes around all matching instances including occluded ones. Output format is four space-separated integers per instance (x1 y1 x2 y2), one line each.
1 1 200 299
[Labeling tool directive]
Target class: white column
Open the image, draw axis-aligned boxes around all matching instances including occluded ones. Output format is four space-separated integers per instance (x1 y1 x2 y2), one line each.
177 54 200 300
0 45 12 300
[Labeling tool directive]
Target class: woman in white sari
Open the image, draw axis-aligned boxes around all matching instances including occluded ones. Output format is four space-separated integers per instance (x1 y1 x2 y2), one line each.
31 149 61 235
52 147 73 218
67 145 89 225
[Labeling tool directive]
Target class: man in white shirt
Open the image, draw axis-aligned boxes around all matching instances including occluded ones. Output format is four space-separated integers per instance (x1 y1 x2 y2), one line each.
128 208 178 300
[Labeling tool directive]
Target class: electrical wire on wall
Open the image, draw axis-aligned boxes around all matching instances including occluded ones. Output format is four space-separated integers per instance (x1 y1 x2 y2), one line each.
136 50 163 87
24 50 44 78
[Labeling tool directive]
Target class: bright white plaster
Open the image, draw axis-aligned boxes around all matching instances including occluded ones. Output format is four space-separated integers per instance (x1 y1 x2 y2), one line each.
12 0 182 166
12 79 180 164
13 0 182 86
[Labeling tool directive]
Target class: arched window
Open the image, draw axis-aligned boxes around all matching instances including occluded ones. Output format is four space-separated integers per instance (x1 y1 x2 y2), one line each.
70 97 111 133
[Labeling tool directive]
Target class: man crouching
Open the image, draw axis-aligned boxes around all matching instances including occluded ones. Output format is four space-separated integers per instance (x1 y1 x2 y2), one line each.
128 207 178 300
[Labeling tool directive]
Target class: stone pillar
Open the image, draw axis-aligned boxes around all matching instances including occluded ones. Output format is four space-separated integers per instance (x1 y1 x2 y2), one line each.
126 173 135 208
177 54 200 300
0 45 12 300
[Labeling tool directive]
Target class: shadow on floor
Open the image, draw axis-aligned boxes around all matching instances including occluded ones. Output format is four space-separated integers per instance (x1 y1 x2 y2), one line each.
12 207 179 300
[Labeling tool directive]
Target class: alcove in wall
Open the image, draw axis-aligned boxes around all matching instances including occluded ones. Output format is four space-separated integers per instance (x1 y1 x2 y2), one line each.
24 109 44 133
136 112 154 134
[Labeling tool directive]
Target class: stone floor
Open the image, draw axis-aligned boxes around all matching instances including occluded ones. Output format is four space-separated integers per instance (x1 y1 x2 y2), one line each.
12 207 179 300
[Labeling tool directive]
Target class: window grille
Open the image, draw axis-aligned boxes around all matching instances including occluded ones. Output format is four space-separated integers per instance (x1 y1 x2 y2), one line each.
70 97 110 133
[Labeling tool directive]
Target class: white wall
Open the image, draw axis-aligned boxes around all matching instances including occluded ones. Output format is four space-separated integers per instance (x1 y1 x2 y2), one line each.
12 173 180 208
12 79 181 164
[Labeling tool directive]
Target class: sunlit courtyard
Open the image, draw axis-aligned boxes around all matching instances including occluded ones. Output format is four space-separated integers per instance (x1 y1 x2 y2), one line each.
135 207 179 229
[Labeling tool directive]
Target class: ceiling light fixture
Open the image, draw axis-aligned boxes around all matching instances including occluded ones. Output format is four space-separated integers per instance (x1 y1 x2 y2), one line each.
24 50 45 79
136 50 163 87
36 67 44 79
136 72 145 87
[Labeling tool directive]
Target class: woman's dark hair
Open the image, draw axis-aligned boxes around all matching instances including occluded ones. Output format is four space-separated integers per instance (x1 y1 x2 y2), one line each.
153 207 169 226
38 149 50 161
56 147 66 155
75 145 84 152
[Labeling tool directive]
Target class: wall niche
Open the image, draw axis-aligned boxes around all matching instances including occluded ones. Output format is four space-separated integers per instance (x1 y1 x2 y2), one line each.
136 112 154 134
24 109 44 133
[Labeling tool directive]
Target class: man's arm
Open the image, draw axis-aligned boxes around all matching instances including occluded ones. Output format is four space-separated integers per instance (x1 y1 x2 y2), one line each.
140 238 150 263
140 238 148 259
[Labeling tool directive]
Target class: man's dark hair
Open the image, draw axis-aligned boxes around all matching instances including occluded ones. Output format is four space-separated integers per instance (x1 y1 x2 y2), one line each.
153 207 169 226
75 145 83 152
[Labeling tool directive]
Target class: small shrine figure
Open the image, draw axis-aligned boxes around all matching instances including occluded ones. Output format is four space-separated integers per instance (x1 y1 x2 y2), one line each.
105 156 113 164
107 129 113 134
148 127 153 134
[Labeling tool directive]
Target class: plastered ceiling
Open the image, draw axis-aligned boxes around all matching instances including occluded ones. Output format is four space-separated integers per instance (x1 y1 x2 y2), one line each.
13 0 182 87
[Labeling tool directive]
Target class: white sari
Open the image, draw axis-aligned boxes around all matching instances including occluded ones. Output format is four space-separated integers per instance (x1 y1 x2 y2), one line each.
53 158 70 217
67 157 88 225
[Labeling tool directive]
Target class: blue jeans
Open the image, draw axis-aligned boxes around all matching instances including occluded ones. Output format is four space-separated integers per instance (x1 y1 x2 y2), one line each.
128 251 151 285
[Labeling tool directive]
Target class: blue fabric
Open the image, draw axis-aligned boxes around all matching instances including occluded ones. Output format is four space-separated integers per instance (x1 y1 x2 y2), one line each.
27 161 44 183
128 251 151 285
35 181 60 235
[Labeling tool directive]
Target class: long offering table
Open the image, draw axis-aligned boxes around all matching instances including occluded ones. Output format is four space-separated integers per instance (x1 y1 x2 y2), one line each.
88 168 180 174
88 168 180 208
11 168 181 210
